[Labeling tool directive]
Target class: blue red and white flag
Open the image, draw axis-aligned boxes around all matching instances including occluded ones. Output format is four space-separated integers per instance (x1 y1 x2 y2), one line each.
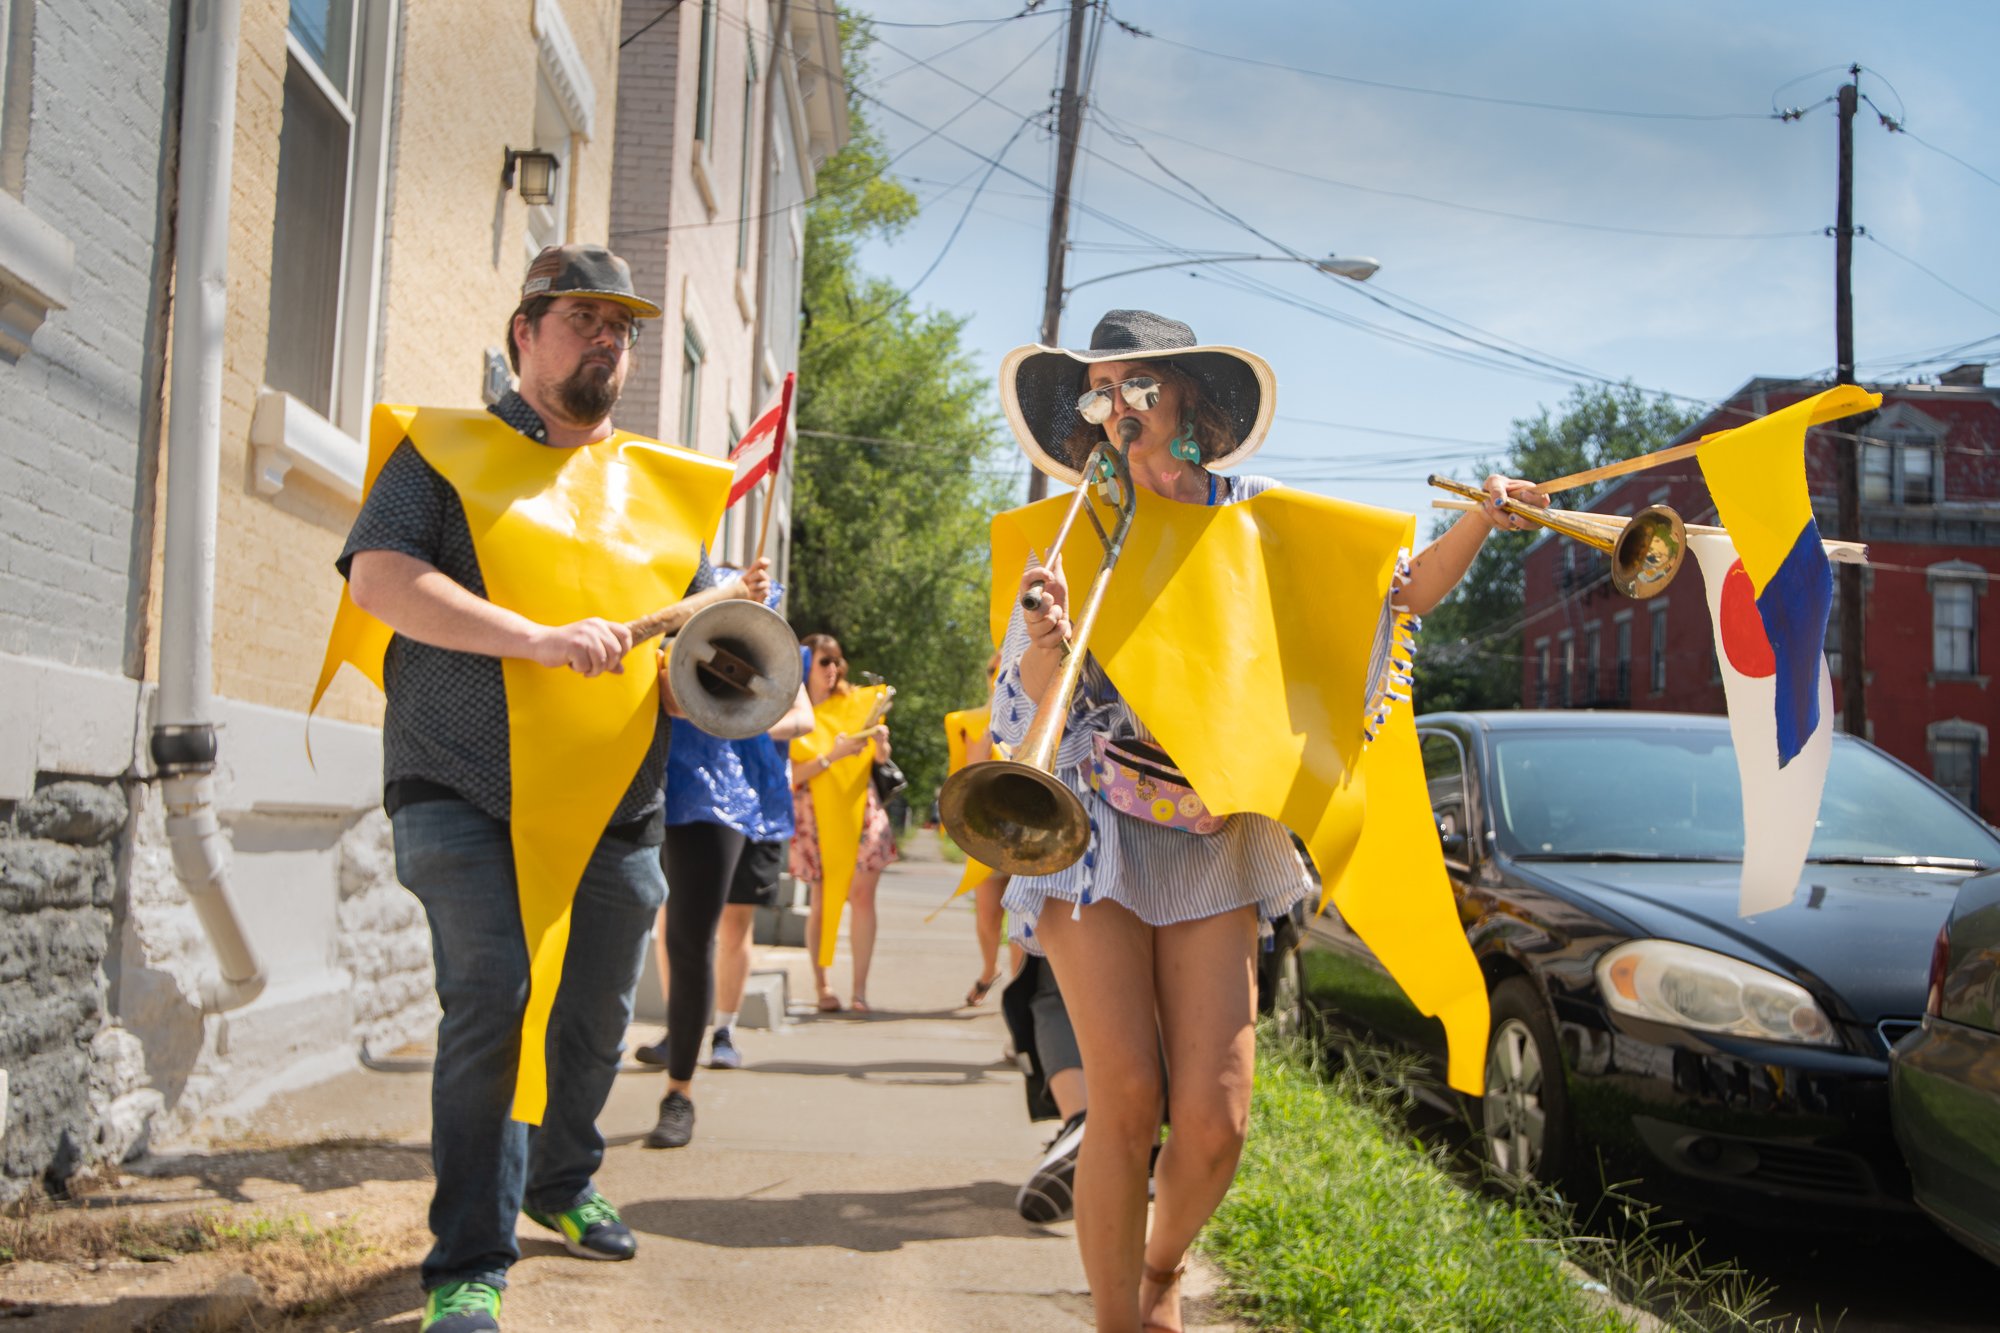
727 372 795 507
1690 531 1834 916
1691 383 1878 914
1695 384 1876 766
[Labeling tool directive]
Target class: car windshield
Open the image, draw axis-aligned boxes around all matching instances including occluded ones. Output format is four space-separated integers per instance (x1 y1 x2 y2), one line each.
1489 729 2000 866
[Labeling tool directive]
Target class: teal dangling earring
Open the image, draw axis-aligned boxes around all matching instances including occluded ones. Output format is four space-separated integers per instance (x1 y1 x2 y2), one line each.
1168 418 1202 463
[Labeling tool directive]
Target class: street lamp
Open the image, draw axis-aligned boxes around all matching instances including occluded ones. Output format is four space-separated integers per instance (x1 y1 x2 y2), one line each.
1063 252 1380 297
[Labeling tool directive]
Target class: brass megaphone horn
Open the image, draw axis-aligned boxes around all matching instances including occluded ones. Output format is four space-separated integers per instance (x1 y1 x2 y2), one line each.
1426 474 1686 600
629 598 804 740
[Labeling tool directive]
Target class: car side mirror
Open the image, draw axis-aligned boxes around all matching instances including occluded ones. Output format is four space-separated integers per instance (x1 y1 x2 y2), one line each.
1436 814 1468 861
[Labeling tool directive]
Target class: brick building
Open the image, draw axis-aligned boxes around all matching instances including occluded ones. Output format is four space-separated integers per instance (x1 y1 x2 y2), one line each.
1520 369 2000 822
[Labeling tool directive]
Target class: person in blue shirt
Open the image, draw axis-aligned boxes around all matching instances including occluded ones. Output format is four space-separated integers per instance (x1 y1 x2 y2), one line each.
639 580 814 1151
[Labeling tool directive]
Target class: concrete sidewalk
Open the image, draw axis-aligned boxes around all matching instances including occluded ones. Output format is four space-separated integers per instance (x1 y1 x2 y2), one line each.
223 843 1242 1331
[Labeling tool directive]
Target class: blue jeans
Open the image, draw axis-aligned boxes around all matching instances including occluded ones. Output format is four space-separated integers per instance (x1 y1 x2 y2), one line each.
393 798 665 1292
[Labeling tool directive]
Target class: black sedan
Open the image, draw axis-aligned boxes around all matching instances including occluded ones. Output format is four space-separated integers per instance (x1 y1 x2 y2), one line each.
1295 710 2000 1222
1890 867 2000 1265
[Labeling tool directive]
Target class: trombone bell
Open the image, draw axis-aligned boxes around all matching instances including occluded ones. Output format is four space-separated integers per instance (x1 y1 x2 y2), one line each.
664 600 804 740
1610 505 1685 599
938 760 1091 877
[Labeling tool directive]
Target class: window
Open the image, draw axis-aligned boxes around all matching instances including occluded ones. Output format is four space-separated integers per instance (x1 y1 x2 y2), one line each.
736 39 758 271
1533 638 1550 708
720 412 742 561
0 0 32 196
694 0 718 146
526 70 571 258
1584 624 1601 702
1615 618 1632 701
1933 578 1978 677
1649 603 1668 693
1934 738 1979 812
266 0 359 420
1559 633 1575 707
1824 576 1842 682
679 325 704 449
260 0 392 444
1862 429 1940 506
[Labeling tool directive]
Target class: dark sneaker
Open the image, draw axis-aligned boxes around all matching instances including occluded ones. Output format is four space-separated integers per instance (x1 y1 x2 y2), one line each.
645 1090 696 1149
523 1190 636 1261
422 1279 502 1331
632 1029 670 1067
707 1028 743 1070
1017 1110 1085 1223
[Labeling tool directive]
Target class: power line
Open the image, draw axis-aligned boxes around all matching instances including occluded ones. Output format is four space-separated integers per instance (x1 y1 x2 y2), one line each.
621 0 687 50
1122 25 1780 123
1861 232 2000 320
1082 107 1824 243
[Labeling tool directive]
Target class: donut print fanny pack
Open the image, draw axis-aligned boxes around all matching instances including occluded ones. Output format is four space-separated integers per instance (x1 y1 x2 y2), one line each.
1088 734 1226 835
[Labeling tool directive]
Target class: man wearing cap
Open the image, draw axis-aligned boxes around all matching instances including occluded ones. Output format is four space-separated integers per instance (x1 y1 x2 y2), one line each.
333 245 764 1333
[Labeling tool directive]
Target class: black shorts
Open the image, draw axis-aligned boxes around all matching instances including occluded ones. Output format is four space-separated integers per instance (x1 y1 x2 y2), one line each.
725 837 786 908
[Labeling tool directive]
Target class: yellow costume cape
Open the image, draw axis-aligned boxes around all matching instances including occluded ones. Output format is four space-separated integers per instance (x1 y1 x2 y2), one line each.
989 485 1489 1093
791 684 891 967
312 404 730 1123
942 707 998 897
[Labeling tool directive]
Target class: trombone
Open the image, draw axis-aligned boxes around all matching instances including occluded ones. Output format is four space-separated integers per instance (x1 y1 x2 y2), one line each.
1426 474 1686 599
940 434 1139 876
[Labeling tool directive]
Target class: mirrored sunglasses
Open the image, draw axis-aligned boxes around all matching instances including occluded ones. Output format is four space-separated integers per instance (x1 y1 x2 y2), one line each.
1076 376 1161 426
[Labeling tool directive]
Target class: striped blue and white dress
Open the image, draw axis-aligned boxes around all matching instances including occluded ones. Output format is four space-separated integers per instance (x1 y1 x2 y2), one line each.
995 472 1312 951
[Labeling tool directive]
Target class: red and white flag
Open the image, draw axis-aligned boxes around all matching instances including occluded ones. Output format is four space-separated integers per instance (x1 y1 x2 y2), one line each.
727 372 794 506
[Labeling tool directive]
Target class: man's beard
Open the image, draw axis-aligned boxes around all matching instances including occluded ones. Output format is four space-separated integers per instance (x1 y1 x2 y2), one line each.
551 358 621 423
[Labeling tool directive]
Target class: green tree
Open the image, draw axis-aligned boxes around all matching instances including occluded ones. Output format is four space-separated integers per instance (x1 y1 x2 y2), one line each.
1415 383 1699 712
787 18 1016 811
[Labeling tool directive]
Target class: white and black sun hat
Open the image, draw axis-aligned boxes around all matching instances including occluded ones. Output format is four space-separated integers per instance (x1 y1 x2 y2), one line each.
999 309 1276 487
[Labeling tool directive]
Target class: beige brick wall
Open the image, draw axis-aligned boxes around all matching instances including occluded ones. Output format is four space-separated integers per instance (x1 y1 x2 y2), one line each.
176 0 621 726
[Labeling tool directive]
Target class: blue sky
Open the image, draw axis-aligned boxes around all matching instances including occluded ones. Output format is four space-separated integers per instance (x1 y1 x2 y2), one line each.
841 0 2000 520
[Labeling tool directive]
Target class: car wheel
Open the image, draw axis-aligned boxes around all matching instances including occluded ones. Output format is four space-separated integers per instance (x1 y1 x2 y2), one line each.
1480 977 1572 1187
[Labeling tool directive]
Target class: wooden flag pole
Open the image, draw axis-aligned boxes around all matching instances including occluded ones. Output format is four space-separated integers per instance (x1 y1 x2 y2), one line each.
1535 387 1883 496
751 372 795 568
753 460 779 566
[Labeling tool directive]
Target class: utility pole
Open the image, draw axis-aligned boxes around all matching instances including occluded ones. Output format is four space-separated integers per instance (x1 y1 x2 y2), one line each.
1833 64 1867 739
1028 0 1089 503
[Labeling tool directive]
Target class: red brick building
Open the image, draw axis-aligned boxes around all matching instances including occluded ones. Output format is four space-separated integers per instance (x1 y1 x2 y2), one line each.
1519 367 1999 822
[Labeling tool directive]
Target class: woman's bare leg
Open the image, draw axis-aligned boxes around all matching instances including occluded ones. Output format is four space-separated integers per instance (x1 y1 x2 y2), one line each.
1037 901 1162 1333
650 903 669 1014
972 874 1005 992
847 865 881 1007
1143 906 1258 1332
714 903 757 1015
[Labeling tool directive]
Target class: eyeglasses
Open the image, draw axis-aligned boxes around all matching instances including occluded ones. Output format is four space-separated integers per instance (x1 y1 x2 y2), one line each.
559 307 641 349
1076 376 1160 426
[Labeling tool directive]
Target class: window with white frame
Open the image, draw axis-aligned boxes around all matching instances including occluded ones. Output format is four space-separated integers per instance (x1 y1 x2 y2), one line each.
263 0 392 441
266 0 359 420
694 0 718 147
719 411 742 561
0 0 30 196
1559 632 1575 707
1584 623 1601 701
679 325 705 449
1824 576 1842 681
1862 425 1941 506
1533 638 1549 707
736 38 758 272
1933 575 1978 677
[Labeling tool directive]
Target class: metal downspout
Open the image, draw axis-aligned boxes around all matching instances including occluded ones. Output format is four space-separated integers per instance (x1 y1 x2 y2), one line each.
153 0 263 1014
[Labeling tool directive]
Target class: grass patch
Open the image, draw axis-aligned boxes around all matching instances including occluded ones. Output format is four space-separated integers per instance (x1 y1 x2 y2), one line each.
1204 1037 1784 1331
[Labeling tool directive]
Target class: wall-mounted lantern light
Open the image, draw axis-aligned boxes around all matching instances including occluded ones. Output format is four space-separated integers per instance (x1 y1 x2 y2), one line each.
502 148 561 207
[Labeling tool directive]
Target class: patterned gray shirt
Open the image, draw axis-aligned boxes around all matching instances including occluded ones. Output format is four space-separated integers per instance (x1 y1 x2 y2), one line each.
336 393 705 835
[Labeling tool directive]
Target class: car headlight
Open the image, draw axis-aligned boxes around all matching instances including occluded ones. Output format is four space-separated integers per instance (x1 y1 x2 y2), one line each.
1596 940 1837 1046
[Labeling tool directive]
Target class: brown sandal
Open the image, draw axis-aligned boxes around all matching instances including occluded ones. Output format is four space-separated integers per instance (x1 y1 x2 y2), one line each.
1140 1258 1185 1333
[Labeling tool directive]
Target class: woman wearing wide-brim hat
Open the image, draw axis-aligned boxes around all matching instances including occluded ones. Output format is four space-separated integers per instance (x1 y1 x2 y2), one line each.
991 309 1544 1333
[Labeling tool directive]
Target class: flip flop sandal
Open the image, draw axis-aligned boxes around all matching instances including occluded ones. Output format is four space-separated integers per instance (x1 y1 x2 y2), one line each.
965 974 1000 1006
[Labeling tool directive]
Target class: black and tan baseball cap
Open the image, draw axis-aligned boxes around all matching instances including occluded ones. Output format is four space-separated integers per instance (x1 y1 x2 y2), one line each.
519 243 662 318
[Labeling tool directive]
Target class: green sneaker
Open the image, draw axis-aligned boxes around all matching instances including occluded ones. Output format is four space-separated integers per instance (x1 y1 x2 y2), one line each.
523 1189 637 1261
422 1279 501 1332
